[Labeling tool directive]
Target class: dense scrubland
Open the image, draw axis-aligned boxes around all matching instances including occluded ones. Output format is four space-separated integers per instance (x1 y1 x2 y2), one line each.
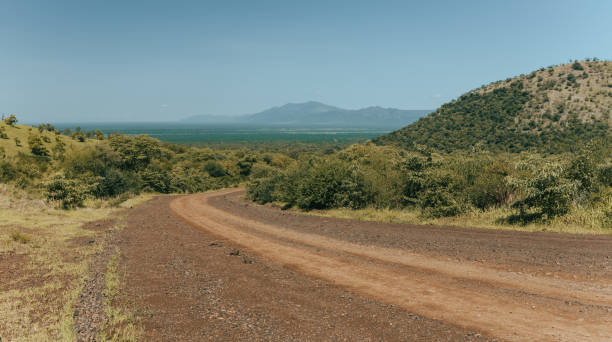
247 142 611 233
0 117 292 209
249 61 612 233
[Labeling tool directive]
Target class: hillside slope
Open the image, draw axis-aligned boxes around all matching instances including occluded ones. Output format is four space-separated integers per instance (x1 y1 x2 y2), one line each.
0 122 99 159
374 60 611 152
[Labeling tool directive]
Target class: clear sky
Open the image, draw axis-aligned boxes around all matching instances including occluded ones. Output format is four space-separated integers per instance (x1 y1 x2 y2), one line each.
1 0 611 123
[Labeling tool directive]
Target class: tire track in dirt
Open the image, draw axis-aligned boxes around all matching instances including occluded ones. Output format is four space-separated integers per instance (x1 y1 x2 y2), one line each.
170 189 612 342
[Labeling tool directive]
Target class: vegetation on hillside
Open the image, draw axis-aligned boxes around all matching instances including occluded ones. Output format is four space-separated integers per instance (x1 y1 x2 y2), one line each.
373 60 611 153
0 117 290 209
247 142 612 232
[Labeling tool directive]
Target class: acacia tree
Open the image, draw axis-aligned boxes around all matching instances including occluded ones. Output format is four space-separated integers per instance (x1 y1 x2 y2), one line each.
4 114 17 126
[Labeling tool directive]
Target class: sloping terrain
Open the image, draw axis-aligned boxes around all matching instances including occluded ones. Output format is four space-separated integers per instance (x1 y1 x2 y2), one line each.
0 122 98 159
374 60 611 152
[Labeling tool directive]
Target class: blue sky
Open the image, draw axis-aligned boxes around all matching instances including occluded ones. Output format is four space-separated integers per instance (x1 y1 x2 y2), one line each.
1 0 611 123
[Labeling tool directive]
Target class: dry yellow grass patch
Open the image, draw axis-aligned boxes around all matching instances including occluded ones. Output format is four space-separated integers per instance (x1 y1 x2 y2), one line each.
308 204 611 235
0 185 151 341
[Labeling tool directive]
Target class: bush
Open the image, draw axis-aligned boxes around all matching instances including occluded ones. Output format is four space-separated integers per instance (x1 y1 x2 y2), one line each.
599 165 612 187
45 174 89 209
94 168 138 197
247 176 279 204
282 158 372 210
28 134 49 156
512 163 578 219
204 161 226 177
416 171 464 218
3 114 17 126
571 61 584 70
419 188 462 218
467 160 516 209
139 168 172 193
0 160 17 182
109 134 161 171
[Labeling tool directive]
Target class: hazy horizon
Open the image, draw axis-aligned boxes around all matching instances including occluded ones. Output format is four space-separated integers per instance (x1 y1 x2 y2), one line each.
2 0 611 123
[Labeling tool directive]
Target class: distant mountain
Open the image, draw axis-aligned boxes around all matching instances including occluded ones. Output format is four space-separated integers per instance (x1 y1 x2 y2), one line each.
374 60 612 153
181 101 431 128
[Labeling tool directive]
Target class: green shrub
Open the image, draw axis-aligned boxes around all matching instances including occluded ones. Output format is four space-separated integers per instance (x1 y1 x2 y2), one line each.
3 114 17 126
467 159 516 209
45 174 88 209
598 165 612 186
109 134 161 171
94 168 138 197
247 177 279 204
28 134 49 156
0 126 8 139
139 168 172 193
571 61 584 70
513 163 578 219
419 188 462 218
204 161 226 177
416 170 464 217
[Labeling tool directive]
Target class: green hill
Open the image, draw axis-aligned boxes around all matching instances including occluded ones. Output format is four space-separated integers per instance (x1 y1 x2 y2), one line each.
0 122 99 159
373 60 611 153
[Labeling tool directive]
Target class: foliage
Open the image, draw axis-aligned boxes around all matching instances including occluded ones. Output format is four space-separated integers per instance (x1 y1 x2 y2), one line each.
204 161 226 177
247 142 611 227
28 133 50 156
510 162 578 219
373 61 611 153
3 114 17 126
45 174 89 209
571 61 584 70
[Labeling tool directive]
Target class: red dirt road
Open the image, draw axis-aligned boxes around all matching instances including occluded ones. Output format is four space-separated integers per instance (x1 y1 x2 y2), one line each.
168 188 612 342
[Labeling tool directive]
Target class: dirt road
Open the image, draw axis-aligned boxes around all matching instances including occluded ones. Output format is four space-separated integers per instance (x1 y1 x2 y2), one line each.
165 188 612 342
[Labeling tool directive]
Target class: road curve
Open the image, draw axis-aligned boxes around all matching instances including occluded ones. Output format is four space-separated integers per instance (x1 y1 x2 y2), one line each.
170 188 612 342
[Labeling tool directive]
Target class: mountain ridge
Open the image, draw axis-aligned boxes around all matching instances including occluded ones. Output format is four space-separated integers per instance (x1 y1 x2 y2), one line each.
181 101 431 128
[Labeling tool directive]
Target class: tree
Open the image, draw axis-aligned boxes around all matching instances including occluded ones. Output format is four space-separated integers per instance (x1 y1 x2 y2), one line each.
512 163 578 219
45 174 88 209
28 134 50 156
4 114 17 126
94 129 105 140
571 61 584 70
204 161 226 177
52 137 66 160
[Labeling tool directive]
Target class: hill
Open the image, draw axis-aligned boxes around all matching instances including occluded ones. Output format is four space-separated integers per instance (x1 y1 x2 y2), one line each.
0 121 99 159
373 60 611 153
182 101 431 128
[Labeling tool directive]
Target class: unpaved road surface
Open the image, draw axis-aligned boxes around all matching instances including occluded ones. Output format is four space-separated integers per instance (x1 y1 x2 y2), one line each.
121 188 612 341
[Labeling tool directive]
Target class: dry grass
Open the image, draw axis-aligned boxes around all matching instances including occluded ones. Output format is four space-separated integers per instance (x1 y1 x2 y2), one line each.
98 248 143 342
307 203 611 235
479 60 612 127
0 122 99 159
0 184 151 341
